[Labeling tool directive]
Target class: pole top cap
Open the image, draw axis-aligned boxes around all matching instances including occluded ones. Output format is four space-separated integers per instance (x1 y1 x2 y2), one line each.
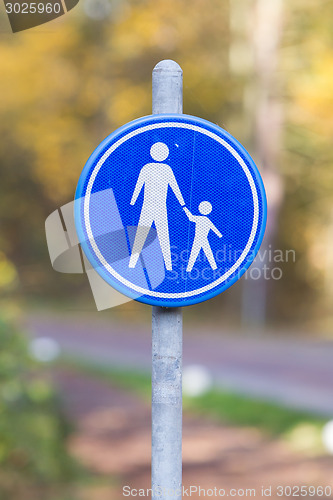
153 60 182 74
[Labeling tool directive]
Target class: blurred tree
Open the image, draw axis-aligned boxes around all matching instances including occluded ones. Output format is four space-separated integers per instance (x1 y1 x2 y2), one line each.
275 0 333 324
240 0 284 328
0 0 234 301
0 0 333 325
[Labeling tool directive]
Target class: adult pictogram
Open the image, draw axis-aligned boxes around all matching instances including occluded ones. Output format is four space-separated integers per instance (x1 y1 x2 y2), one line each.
129 142 185 271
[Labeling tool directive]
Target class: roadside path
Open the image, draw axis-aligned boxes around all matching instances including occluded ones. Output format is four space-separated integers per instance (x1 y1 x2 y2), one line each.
24 312 333 416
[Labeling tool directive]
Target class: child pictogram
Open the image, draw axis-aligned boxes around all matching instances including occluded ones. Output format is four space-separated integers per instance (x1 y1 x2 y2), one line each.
184 202 222 272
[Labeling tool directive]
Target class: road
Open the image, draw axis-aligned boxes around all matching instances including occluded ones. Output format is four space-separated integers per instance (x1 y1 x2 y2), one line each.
23 312 333 417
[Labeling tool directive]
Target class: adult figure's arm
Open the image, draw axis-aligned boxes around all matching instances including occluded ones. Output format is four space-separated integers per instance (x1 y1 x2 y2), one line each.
183 207 195 222
168 169 185 206
130 169 146 205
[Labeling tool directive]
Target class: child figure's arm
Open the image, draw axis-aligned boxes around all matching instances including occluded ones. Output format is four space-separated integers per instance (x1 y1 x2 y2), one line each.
183 207 195 222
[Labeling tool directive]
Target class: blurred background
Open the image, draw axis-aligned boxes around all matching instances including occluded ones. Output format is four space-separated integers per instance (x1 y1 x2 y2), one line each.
1 0 333 498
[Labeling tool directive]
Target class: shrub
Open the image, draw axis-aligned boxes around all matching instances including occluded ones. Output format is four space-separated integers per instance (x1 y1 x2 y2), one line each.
0 317 78 499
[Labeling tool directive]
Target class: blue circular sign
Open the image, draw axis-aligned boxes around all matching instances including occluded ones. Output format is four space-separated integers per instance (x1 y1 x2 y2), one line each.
75 114 266 307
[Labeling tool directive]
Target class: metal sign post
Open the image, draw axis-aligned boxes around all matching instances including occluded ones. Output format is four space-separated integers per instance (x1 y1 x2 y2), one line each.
151 55 183 500
152 305 182 499
72 58 267 500
151 60 183 500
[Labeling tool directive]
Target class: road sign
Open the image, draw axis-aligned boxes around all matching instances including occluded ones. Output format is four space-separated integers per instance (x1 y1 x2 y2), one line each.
75 113 267 307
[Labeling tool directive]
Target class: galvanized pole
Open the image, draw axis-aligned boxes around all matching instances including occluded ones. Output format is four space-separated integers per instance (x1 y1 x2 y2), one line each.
152 60 183 500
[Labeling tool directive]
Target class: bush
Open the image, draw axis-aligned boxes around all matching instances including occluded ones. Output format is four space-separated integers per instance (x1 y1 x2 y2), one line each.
0 317 78 499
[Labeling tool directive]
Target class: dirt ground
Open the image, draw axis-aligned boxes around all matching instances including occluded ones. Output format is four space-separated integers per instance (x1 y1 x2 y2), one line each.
54 369 333 500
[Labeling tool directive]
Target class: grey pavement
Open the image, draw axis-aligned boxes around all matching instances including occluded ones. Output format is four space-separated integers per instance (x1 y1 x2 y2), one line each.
22 312 333 417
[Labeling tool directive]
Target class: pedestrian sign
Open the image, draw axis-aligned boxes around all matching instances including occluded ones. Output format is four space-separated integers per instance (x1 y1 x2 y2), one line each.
74 114 266 307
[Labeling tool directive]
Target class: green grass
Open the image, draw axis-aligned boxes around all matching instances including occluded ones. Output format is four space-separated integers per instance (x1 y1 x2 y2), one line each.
183 390 325 436
63 357 326 440
63 358 152 398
